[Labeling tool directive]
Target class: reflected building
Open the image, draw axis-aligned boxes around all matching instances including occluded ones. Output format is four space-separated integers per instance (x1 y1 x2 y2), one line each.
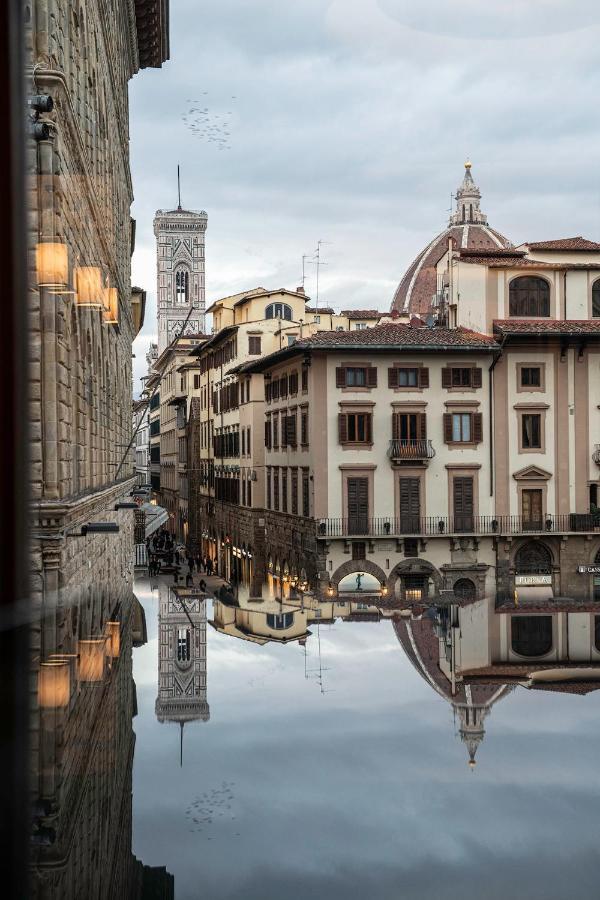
30 594 174 899
155 584 210 764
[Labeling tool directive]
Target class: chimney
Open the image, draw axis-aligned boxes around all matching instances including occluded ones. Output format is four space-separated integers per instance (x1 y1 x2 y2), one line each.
296 286 305 295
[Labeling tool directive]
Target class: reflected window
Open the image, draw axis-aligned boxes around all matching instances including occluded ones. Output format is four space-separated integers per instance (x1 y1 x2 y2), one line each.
509 276 550 317
266 612 294 630
454 578 476 601
177 627 191 661
511 615 553 657
403 575 427 603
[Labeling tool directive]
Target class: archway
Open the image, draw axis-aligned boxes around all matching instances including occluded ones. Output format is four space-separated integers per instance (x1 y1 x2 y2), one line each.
387 558 442 603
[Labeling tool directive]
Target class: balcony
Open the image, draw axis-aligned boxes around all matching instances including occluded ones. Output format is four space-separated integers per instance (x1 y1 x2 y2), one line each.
388 439 435 462
316 513 600 539
593 444 600 466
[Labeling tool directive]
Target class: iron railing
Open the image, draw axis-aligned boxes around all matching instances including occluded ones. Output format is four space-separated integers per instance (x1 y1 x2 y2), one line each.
593 444 600 465
388 439 435 461
316 513 600 539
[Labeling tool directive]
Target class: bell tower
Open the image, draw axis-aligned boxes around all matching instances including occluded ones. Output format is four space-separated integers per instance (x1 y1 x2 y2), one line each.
153 183 208 354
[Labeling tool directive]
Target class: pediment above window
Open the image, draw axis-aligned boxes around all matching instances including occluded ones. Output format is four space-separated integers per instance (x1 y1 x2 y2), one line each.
512 465 552 481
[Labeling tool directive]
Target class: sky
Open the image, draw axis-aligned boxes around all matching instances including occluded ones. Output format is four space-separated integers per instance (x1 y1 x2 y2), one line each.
131 582 600 899
129 0 600 392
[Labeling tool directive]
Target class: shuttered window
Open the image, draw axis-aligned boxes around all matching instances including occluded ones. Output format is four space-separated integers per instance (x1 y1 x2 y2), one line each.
264 418 271 449
291 468 298 514
338 413 372 444
284 413 297 447
336 366 377 388
301 410 308 446
441 367 482 388
282 469 288 513
392 413 427 440
301 367 308 392
443 412 483 444
248 335 261 355
388 367 429 388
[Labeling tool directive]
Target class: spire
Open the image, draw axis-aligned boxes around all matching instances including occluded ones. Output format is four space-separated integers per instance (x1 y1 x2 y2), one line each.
180 721 184 767
177 164 182 211
456 701 487 770
450 160 488 226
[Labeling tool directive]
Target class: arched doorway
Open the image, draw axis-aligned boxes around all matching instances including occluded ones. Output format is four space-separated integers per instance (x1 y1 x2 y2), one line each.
388 559 441 603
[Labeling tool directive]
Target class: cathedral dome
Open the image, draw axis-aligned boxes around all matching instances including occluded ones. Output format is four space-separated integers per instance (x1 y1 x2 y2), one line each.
391 163 512 317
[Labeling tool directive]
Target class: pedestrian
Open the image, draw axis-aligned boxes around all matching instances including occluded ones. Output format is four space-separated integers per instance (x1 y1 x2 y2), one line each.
188 559 194 574
186 572 193 587
213 558 218 576
206 558 212 576
199 578 206 593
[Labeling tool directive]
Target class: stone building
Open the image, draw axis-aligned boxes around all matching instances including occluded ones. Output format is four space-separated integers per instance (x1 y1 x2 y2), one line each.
154 203 208 354
27 0 170 893
133 398 150 486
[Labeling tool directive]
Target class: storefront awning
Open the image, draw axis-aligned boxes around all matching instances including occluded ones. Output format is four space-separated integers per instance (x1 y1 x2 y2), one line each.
515 585 553 604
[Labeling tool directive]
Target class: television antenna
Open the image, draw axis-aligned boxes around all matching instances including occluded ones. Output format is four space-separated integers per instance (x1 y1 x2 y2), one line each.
305 240 331 307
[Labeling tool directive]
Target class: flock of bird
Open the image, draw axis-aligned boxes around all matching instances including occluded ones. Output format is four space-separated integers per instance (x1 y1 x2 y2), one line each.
185 780 240 838
182 94 236 150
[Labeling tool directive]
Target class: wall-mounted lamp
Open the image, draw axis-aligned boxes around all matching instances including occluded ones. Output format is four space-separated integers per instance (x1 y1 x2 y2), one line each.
38 661 70 709
69 522 120 537
78 639 106 682
75 266 103 309
103 286 119 325
105 621 121 659
36 241 70 292
327 582 334 597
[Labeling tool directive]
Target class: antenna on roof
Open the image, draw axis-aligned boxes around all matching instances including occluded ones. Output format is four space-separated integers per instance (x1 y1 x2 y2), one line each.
177 164 182 210
305 241 331 308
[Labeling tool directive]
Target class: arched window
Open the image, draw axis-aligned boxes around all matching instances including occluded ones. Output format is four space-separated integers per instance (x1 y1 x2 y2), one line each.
515 541 552 575
265 302 293 321
175 268 189 305
511 615 553 657
266 612 294 630
509 276 550 317
592 279 600 318
454 578 476 601
469 203 473 222
177 627 190 661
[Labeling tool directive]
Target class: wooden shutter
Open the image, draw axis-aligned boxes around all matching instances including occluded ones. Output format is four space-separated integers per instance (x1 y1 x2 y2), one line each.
336 367 346 387
419 367 429 388
441 368 452 388
365 414 372 442
419 413 427 440
472 367 482 388
264 420 270 449
392 413 400 439
473 412 483 443
288 414 297 446
367 367 378 388
443 412 453 443
388 367 399 388
302 368 308 391
338 414 348 443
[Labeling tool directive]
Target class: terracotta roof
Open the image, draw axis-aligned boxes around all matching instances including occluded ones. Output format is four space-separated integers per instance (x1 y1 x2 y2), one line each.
527 236 600 251
391 224 512 318
460 256 600 270
340 309 384 319
134 0 169 69
494 320 600 337
304 306 335 314
300 323 499 349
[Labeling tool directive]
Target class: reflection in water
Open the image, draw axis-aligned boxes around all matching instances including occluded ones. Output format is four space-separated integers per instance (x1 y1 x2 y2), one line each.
155 584 210 765
30 592 174 898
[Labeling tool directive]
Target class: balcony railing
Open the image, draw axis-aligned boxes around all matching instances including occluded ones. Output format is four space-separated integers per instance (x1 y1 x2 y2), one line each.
317 513 600 539
388 439 435 461
593 444 600 465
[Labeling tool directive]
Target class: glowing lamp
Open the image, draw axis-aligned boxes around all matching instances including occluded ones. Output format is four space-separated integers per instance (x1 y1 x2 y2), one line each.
78 639 106 682
36 242 69 292
103 286 119 324
106 621 121 658
38 661 70 708
75 266 103 309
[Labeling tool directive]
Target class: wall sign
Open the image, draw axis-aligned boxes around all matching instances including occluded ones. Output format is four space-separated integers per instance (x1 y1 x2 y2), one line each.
515 574 552 586
577 565 600 575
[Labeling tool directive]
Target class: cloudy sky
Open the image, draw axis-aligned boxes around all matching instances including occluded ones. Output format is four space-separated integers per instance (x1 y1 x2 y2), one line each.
129 0 600 391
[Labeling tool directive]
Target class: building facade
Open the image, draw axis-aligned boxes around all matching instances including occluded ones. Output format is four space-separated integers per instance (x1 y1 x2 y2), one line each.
154 205 208 354
27 1 169 892
133 399 150 485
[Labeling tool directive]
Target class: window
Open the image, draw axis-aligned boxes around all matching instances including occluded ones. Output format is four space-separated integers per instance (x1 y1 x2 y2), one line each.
520 366 541 388
265 302 293 321
193 374 200 389
403 575 427 603
266 612 294 629
248 335 261 355
282 469 288 512
338 412 372 443
287 335 297 346
266 468 271 510
509 276 550 317
301 410 308 446
273 468 280 511
177 627 191 662
593 279 600 317
511 616 553 657
302 469 310 517
404 538 419 558
521 413 541 449
352 542 366 561
454 578 476 601
515 541 552 574
272 415 279 449
399 367 417 386
354 322 368 330
314 315 321 324
175 268 189 304
301 368 308 392
393 412 426 442
336 366 377 388
443 412 482 444
441 367 482 388
291 468 298 515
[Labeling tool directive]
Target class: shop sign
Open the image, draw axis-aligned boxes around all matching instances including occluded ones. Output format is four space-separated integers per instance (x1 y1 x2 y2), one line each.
577 565 600 575
515 574 552 586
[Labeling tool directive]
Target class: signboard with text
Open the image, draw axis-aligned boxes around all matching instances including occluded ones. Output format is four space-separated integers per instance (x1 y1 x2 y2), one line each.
515 574 552 586
577 565 600 575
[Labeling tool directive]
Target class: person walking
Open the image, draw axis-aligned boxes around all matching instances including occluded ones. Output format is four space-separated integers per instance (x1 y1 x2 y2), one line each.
186 571 193 587
199 578 206 593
